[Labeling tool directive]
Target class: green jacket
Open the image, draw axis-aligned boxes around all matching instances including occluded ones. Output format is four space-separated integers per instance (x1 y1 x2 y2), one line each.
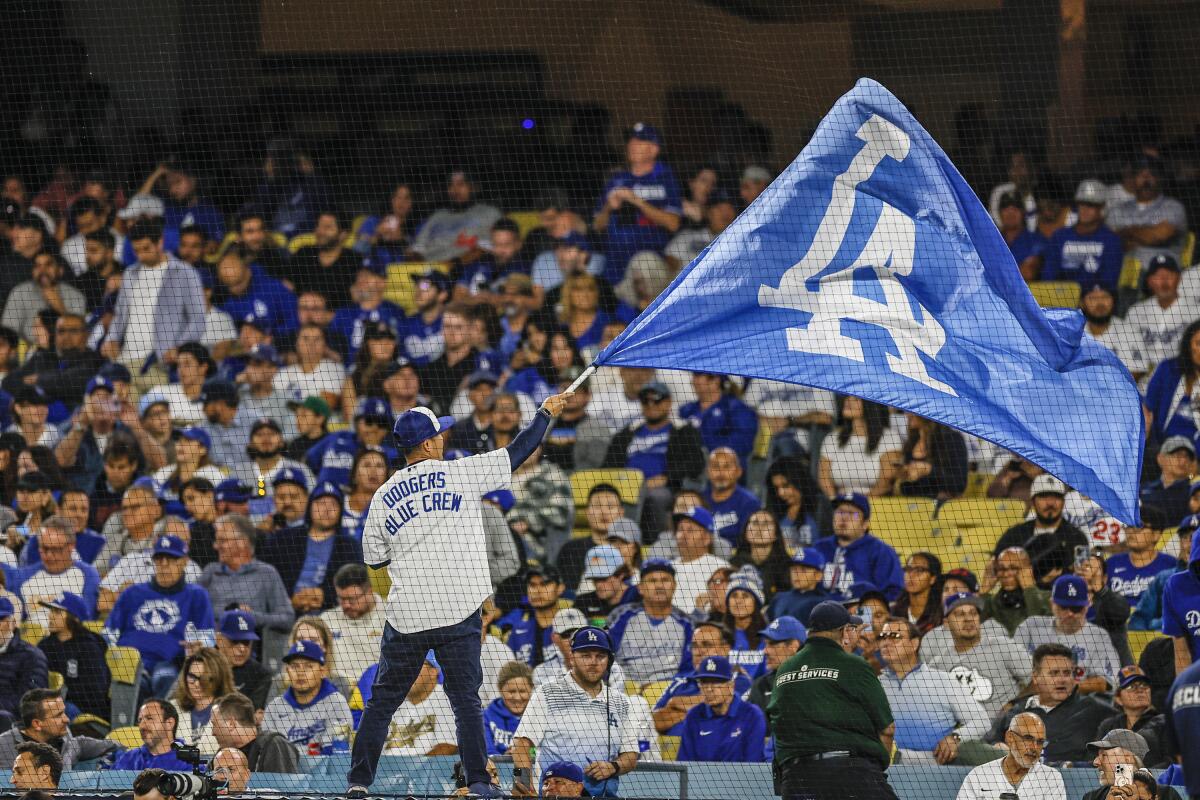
767 636 893 768
981 586 1051 636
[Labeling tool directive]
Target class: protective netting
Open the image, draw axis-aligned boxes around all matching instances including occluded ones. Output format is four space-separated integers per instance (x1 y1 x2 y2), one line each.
0 1 1199 799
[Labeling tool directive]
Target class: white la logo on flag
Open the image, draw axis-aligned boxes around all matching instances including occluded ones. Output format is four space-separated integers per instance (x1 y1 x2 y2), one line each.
758 114 955 396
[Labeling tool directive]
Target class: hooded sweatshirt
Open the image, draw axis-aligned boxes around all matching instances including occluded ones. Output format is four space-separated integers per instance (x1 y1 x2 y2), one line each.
1162 533 1200 661
482 697 521 755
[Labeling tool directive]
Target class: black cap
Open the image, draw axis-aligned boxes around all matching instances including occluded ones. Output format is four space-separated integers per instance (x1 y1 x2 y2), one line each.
637 381 671 402
200 378 238 406
1139 504 1170 531
250 417 282 435
16 471 53 492
808 600 863 633
1146 253 1181 276
525 565 563 584
12 385 48 406
363 320 396 340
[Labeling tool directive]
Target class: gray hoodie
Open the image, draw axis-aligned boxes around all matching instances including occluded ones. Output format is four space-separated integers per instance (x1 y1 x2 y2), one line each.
0 723 116 771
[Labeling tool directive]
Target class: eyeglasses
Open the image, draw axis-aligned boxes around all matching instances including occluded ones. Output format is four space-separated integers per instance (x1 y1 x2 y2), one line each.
1010 731 1047 748
1056 605 1086 615
833 509 863 519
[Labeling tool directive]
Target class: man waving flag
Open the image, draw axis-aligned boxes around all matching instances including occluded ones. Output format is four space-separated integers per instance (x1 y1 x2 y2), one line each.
589 79 1143 524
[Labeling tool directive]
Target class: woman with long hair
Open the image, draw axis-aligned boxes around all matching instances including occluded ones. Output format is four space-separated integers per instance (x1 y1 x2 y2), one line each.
0 432 24 506
38 593 110 719
558 273 612 351
154 428 224 499
504 326 577 406
764 456 824 548
894 413 968 501
357 183 416 265
1145 318 1200 446
818 395 903 498
174 648 236 755
344 448 389 540
6 388 61 448
890 552 943 635
614 251 672 313
341 321 399 420
731 510 793 599
722 573 770 679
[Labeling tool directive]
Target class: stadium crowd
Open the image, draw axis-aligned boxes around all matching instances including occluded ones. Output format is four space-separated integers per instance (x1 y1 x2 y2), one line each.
0 123 1196 798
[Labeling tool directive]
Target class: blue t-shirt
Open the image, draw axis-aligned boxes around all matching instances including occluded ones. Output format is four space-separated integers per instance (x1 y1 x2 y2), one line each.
164 200 226 247
652 670 754 736
1041 225 1124 291
1144 359 1197 445
1007 229 1047 267
218 272 300 339
677 695 767 763
730 629 767 679
678 395 759 465
766 588 829 625
499 607 553 667
595 161 683 284
329 302 407 365
296 535 336 590
111 745 194 772
396 313 444 366
624 423 671 480
701 486 762 546
1107 551 1178 607
572 311 614 351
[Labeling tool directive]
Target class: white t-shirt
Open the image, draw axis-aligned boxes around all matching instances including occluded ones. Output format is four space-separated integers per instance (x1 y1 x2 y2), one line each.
823 426 905 495
202 307 237 350
319 599 387 688
954 756 1065 800
671 553 730 613
382 684 457 755
21 566 91 628
363 449 511 633
1120 294 1200 377
152 383 205 427
123 264 168 362
741 380 836 421
1086 319 1148 381
275 360 346 401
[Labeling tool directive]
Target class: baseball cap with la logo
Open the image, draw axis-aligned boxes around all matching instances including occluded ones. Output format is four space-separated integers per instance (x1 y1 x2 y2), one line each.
693 655 734 682
218 610 260 642
1051 574 1089 608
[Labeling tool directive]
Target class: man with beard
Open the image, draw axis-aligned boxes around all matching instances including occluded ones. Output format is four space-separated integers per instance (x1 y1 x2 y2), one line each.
956 713 1065 799
235 212 290 279
200 378 257 472
264 467 309 534
56 375 166 492
408 171 502 264
2 251 87 345
993 475 1088 588
234 346 296 439
259 481 362 614
420 303 484 416
289 211 364 308
2 313 104 407
1108 156 1189 266
979 547 1052 635
397 270 450 367
232 419 313 523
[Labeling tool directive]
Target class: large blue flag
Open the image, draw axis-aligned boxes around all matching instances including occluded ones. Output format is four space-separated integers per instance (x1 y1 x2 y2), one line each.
596 78 1144 524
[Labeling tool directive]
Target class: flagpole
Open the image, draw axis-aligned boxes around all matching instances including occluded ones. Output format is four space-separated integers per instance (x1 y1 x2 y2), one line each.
565 364 597 393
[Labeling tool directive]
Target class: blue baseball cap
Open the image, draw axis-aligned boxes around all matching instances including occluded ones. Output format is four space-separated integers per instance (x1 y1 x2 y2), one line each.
215 478 251 505
217 610 259 642
943 592 984 616
131 476 163 495
808 600 863 633
356 397 392 423
833 492 871 519
179 426 211 452
761 615 807 643
0 597 17 620
672 506 714 533
240 308 272 334
247 343 280 366
272 466 309 491
1051 574 1089 608
541 762 584 786
392 406 455 449
627 121 662 145
553 231 591 253
40 592 88 621
200 378 238 406
85 375 114 396
152 534 188 559
410 270 451 293
790 548 827 570
570 626 614 654
1179 513 1200 534
640 558 676 578
283 639 325 665
310 480 343 503
583 545 626 580
843 581 887 605
482 489 515 512
693 655 734 682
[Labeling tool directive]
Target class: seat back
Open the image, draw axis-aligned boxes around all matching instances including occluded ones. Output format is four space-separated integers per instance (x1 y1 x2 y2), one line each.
384 262 451 314
934 498 1028 557
106 646 142 728
869 497 935 559
1028 281 1080 308
570 468 645 524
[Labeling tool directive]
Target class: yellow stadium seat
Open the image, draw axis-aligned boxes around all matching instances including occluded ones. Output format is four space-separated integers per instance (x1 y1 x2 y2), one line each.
83 620 104 635
570 469 644 515
659 735 681 762
48 672 63 692
369 566 392 598
1128 630 1164 664
1119 257 1142 290
1182 231 1196 268
384 262 451 314
287 232 355 254
107 726 144 749
20 621 45 645
640 680 672 709
506 211 542 240
350 214 370 239
1028 281 1080 309
963 471 992 499
934 498 1027 556
751 423 771 460
1157 528 1176 552
207 231 287 264
868 497 935 556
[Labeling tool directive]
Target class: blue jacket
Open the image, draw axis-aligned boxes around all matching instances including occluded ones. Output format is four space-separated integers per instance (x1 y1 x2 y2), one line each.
1145 359 1195 445
216 270 299 339
766 588 829 626
702 486 762 546
483 697 521 755
812 533 904 602
8 561 101 619
1131 564 1185 631
329 302 407 365
498 607 553 667
678 395 759 465
0 637 48 718
677 694 767 762
111 745 193 772
105 581 214 669
1163 534 1200 661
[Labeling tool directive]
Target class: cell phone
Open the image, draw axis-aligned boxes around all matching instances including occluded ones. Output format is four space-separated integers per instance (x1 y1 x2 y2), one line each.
1073 545 1090 569
858 606 873 628
1113 763 1132 788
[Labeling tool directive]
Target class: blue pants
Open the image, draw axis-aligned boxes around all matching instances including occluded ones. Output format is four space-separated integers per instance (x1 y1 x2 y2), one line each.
348 610 487 789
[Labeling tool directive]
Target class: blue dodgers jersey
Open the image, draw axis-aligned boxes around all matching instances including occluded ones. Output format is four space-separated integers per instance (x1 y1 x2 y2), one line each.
678 395 759 463
218 272 300 338
702 486 762 546
1041 225 1124 291
329 303 407 365
1163 570 1200 660
624 424 671 480
500 608 554 667
105 583 214 668
1106 551 1178 607
397 313 444 366
482 697 521 755
595 161 683 283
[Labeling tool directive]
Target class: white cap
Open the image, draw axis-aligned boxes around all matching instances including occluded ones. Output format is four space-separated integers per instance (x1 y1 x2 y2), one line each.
1030 474 1067 497
1075 179 1108 205
552 608 588 635
117 193 165 220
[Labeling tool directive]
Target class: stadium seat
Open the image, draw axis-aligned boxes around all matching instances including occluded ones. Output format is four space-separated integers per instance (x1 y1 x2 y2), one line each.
106 647 142 728
1119 257 1142 290
506 210 542 239
107 726 144 749
868 497 935 556
962 471 992 499
1183 230 1196 268
1028 281 1080 309
934 498 1027 556
261 627 289 674
83 619 104 635
19 621 45 646
369 565 392 598
287 231 356 254
384 262 451 314
207 231 287 264
249 774 311 791
659 735 681 761
1128 630 1164 664
640 680 672 709
48 671 63 692
569 469 645 521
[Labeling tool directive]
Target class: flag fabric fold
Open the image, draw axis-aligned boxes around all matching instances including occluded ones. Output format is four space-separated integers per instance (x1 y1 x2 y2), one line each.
596 78 1144 524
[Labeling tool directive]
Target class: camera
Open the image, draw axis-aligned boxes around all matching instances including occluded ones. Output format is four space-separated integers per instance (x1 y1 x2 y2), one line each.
156 744 226 800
